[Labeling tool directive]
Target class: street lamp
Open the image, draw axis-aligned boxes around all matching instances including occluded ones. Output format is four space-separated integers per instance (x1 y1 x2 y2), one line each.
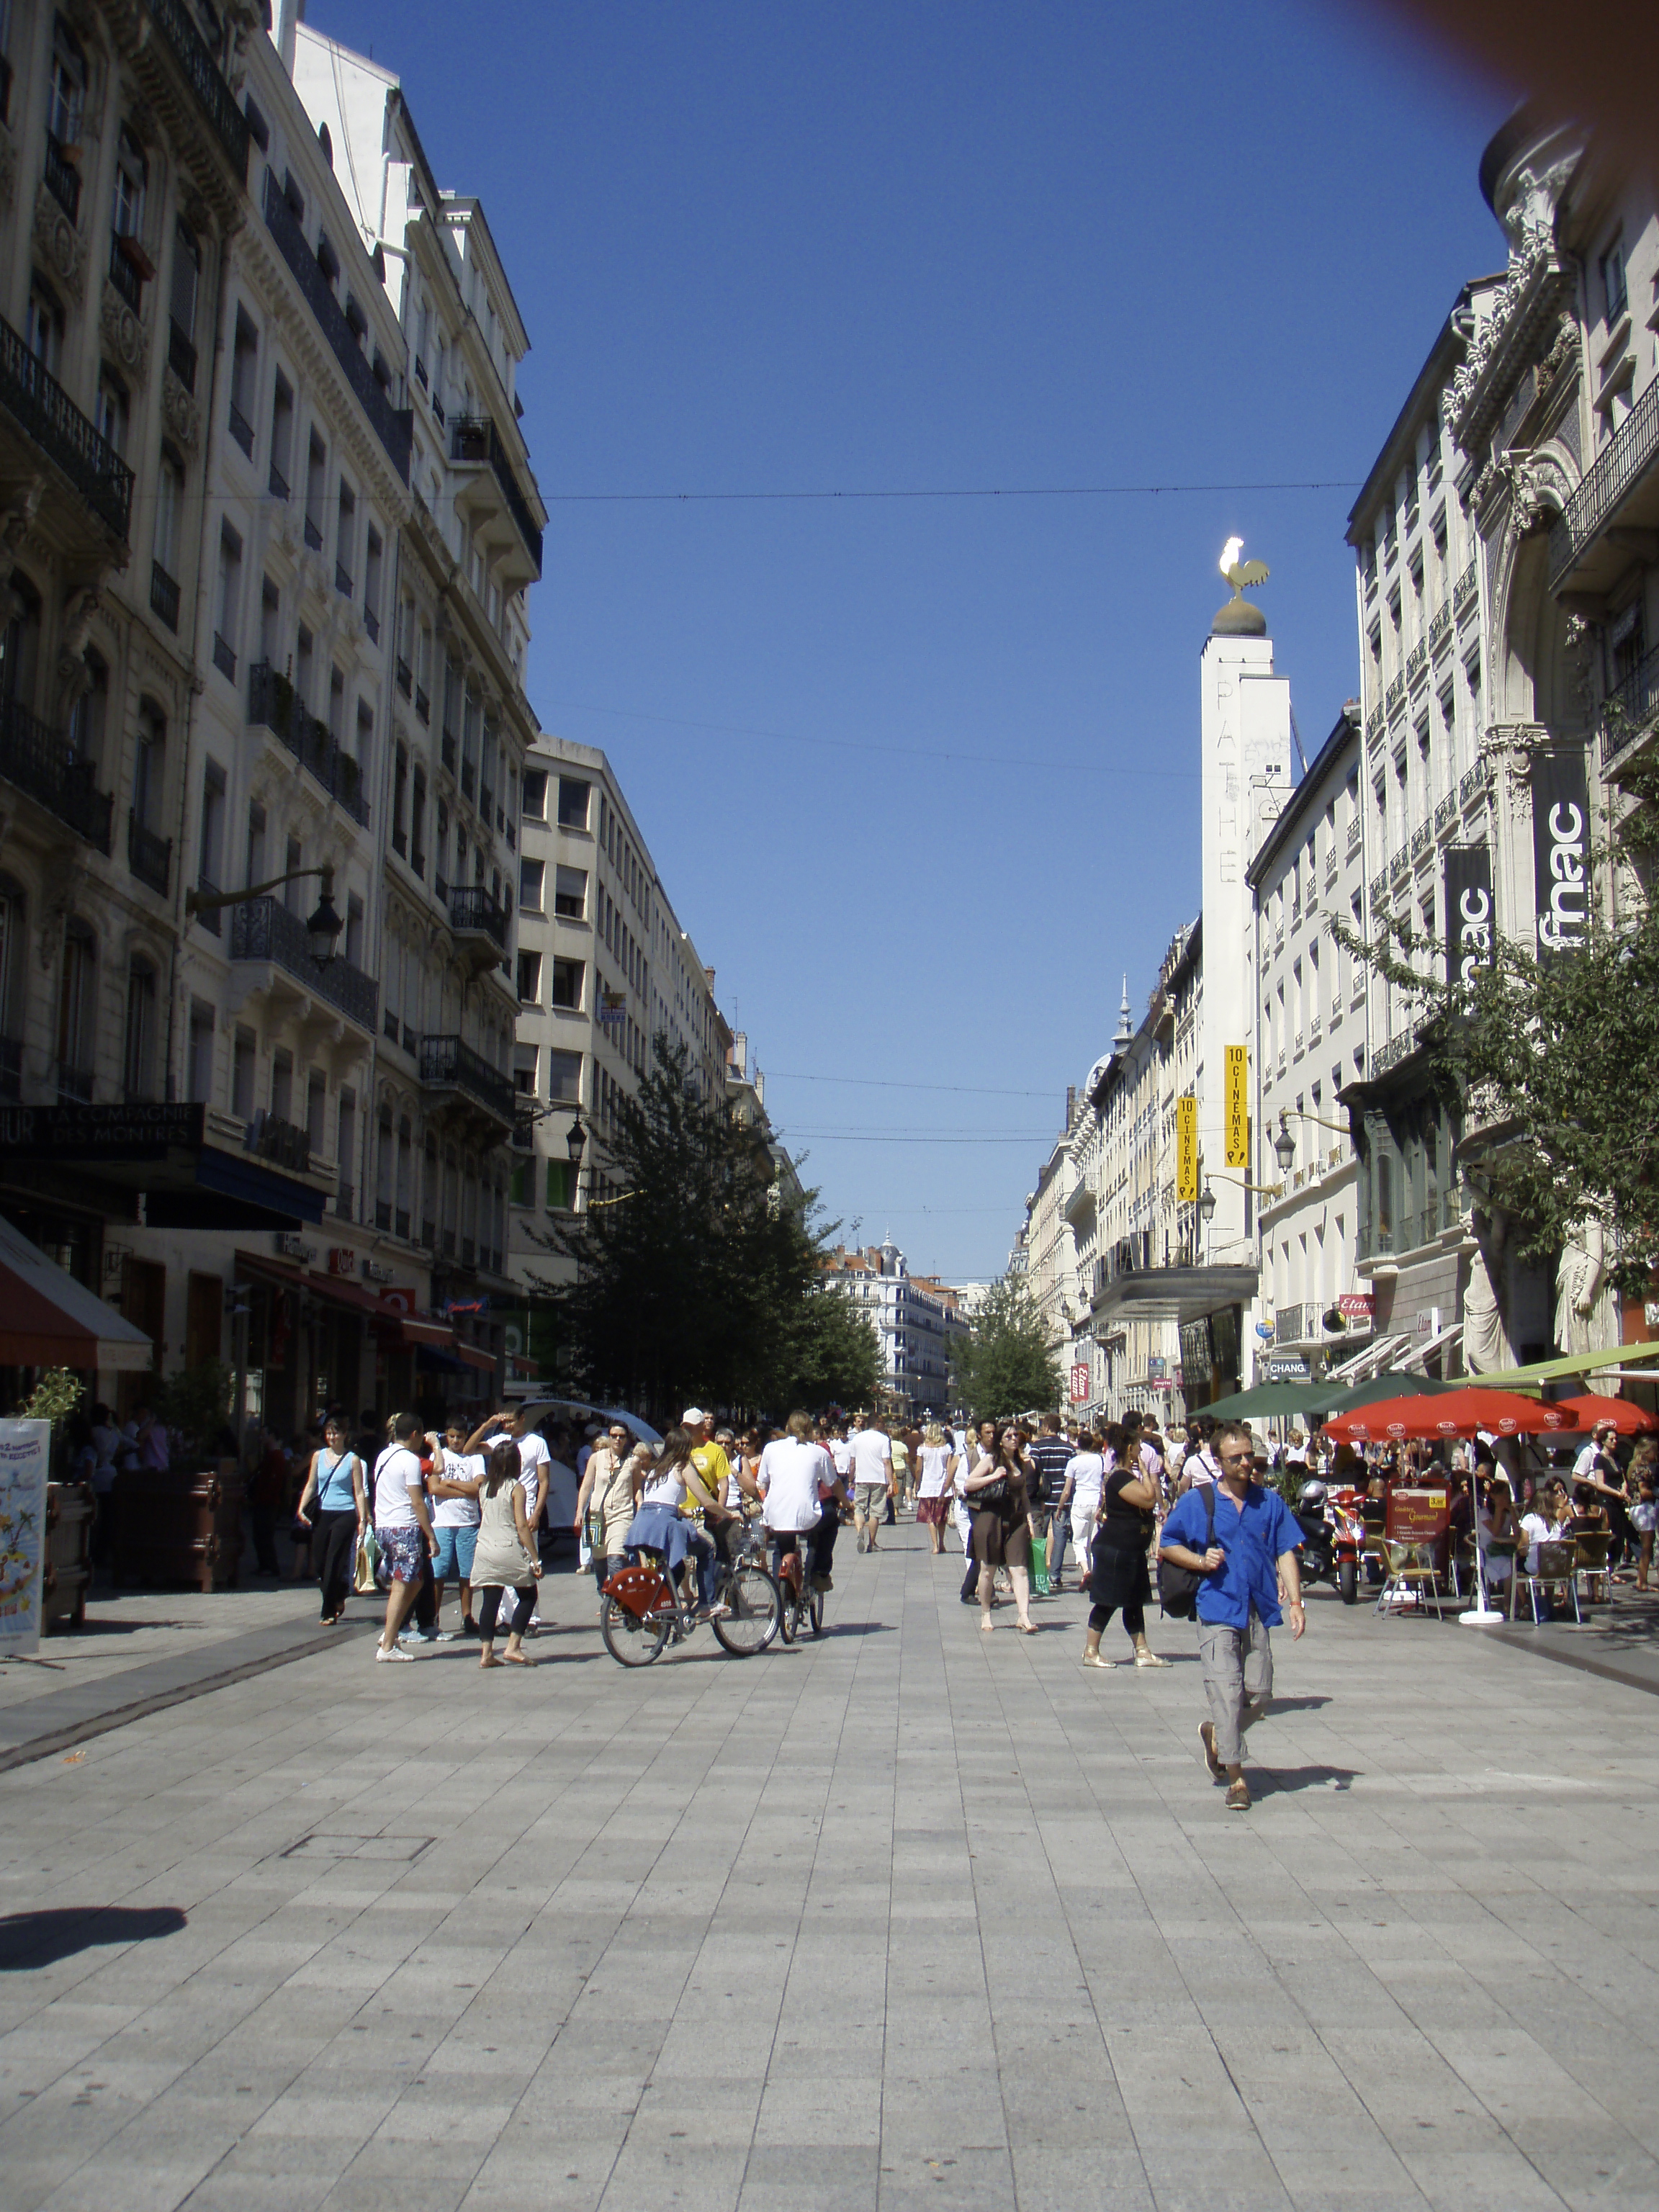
1197 1179 1217 1228
565 1110 587 1165
185 862 343 968
1274 1119 1297 1175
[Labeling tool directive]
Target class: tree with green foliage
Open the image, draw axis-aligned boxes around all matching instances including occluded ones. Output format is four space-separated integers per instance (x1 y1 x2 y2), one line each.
527 1036 853 1420
949 1274 1063 1420
779 1283 884 1413
1337 752 1659 1299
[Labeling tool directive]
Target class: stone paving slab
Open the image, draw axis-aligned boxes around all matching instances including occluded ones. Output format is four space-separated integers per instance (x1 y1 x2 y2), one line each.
1 1524 1658 2210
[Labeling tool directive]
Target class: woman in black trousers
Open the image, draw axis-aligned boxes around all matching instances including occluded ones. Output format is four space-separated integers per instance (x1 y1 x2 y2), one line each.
1081 1422 1171 1670
294 1414 368 1624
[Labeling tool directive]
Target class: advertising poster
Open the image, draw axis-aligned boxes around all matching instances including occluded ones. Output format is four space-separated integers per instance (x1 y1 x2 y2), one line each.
1529 748 1590 964
0 1420 52 1658
1385 1486 1449 1547
1444 844 1494 987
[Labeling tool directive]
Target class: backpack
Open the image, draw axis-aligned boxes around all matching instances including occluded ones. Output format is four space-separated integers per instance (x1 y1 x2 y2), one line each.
1157 1481 1215 1619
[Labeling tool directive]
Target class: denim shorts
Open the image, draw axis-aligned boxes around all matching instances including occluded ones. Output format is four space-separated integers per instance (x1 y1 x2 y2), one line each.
376 1525 426 1585
431 1524 477 1582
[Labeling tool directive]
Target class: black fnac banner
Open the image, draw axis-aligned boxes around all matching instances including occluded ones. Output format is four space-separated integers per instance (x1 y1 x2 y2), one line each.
1444 844 1493 988
1530 747 1591 963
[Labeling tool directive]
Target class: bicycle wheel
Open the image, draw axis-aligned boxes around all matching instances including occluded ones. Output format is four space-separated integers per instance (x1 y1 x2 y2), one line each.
711 1563 782 1655
807 1586 824 1637
600 1594 670 1666
778 1588 796 1644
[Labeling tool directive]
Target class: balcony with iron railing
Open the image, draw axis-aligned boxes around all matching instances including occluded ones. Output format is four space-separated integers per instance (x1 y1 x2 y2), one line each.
0 697 114 851
1428 601 1451 650
0 315 133 541
1385 673 1406 717
418 1035 516 1130
1550 372 1659 594
149 559 180 631
1406 639 1427 684
1454 559 1478 613
107 235 143 313
1459 759 1491 808
147 0 251 180
247 661 371 827
1601 640 1659 772
263 171 410 482
448 884 509 953
449 415 544 578
42 132 80 222
127 811 171 896
231 894 377 1031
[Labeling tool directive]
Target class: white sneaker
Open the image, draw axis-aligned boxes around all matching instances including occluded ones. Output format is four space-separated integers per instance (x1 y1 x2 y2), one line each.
376 1644 414 1662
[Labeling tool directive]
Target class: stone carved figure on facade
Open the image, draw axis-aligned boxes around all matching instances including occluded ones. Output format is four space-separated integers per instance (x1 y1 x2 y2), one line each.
1554 1216 1621 1372
54 586 102 724
1463 1202 1515 1374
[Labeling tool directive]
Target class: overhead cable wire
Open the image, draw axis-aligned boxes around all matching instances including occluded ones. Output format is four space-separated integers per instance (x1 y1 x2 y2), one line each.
544 478 1359 504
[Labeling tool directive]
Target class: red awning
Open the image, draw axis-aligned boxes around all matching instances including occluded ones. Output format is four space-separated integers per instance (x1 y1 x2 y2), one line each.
455 1342 497 1372
0 1215 153 1370
236 1253 454 1348
400 1316 454 1348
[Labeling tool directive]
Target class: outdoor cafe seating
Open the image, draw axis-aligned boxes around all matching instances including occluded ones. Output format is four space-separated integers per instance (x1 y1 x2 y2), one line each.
1511 1537 1583 1625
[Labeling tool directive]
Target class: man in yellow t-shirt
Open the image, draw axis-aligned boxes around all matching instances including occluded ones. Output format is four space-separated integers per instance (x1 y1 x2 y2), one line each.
681 1408 750 1596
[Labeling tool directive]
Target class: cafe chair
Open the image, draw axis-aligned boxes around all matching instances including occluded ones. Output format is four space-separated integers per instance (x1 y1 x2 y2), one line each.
1573 1528 1612 1604
1375 1539 1444 1617
1510 1539 1583 1626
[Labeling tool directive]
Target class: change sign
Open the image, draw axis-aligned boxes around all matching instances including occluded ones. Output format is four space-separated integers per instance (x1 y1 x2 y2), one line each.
1530 748 1590 963
1444 844 1494 987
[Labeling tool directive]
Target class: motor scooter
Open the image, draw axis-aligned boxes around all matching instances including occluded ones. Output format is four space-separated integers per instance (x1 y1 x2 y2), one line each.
1294 1483 1366 1604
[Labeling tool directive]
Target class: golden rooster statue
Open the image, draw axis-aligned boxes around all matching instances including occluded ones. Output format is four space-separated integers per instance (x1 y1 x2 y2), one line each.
1219 536 1270 596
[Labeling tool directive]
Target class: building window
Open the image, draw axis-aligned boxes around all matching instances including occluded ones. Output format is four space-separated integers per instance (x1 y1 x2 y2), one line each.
517 950 541 1002
551 958 583 1010
557 777 590 830
271 1049 293 1124
24 279 64 375
186 999 215 1104
522 768 547 819
170 221 199 364
269 373 294 498
547 1049 582 1102
133 700 165 833
336 479 356 593
554 866 587 920
153 446 184 590
229 311 258 454
94 369 130 458
519 858 544 911
307 1070 326 1156
198 760 225 899
215 522 241 679
231 1027 256 1120
112 123 147 240
1601 235 1627 325
305 432 326 548
122 958 157 1101
48 15 86 145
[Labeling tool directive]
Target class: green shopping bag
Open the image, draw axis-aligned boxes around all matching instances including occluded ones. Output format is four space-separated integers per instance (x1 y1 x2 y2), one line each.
1028 1534 1051 1596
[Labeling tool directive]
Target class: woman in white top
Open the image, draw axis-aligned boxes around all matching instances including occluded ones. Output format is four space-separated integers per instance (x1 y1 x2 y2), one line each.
1053 1432 1106 1594
757 1411 839 1587
914 1422 957 1555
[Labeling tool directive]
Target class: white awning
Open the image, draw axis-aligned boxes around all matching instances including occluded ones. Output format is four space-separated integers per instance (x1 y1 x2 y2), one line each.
1399 1321 1463 1375
1328 1331 1406 1385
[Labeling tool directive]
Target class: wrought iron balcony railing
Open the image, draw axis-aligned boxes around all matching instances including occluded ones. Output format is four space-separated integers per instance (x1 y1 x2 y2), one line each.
247 661 371 827
1550 373 1659 590
450 415 544 577
231 894 377 1030
418 1033 516 1126
127 811 171 896
448 884 508 950
1601 640 1659 770
147 0 251 181
0 696 114 851
0 315 133 540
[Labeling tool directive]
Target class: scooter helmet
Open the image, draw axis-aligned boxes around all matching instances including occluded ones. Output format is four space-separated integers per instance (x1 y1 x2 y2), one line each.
1298 1479 1328 1511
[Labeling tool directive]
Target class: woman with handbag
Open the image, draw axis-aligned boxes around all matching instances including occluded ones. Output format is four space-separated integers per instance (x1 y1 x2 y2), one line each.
469 1439 542 1668
294 1413 367 1625
962 1423 1037 1634
1081 1423 1171 1669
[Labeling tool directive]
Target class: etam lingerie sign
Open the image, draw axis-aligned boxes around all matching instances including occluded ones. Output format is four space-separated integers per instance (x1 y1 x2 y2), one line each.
1530 747 1591 963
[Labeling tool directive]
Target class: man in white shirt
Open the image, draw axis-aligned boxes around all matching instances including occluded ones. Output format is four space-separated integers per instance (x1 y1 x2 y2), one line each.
850 1421 893 1553
828 1424 855 1485
372 1412 437 1660
427 1424 485 1636
757 1412 842 1589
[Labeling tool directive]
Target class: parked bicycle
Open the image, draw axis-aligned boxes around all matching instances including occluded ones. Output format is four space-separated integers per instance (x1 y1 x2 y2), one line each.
599 1521 782 1666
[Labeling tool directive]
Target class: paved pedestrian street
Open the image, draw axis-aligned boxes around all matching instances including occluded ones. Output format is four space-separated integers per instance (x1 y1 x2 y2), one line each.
3 1532 1658 2212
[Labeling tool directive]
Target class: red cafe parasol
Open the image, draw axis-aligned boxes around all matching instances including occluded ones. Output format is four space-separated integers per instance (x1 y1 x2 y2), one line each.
1323 1385 1578 1444
1551 1394 1659 1436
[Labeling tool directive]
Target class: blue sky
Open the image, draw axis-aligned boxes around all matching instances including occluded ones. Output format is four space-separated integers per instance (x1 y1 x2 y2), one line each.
316 0 1511 1280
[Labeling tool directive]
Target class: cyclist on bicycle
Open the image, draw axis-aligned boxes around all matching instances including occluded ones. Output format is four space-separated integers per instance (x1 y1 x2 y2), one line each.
624 1426 729 1618
757 1413 840 1591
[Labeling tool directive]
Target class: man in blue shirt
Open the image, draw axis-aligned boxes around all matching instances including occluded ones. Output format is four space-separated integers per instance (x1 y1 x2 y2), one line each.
1159 1419 1305 1811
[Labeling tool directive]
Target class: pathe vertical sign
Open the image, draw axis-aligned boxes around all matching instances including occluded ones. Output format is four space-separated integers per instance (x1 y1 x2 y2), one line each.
1444 844 1494 986
1530 748 1591 963
0 1421 52 1657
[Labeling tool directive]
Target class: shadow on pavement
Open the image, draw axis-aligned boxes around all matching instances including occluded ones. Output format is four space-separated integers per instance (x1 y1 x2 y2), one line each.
1256 1764 1358 1796
0 1907 188 1971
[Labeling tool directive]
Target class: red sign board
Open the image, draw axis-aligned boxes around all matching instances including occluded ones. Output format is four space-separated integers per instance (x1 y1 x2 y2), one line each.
326 1248 356 1276
1385 1487 1449 1545
1069 1362 1089 1404
1337 1292 1376 1320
